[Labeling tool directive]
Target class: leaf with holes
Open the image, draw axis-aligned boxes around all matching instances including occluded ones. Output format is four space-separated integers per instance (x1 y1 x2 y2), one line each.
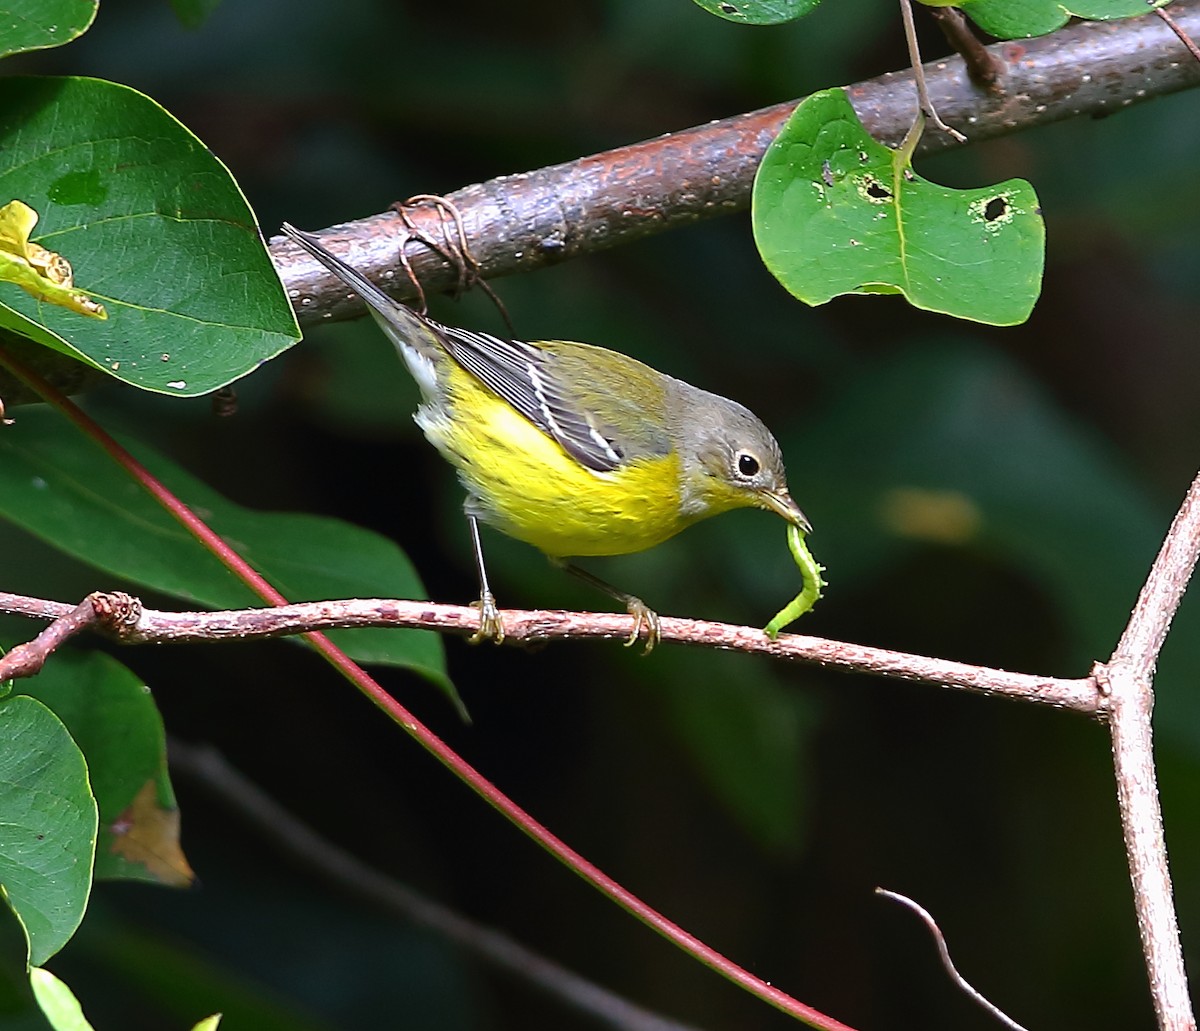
690 0 820 24
753 88 1044 326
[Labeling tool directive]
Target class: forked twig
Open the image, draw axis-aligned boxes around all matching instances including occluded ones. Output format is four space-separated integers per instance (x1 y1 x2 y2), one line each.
1097 470 1200 1030
1157 5 1200 61
0 592 139 679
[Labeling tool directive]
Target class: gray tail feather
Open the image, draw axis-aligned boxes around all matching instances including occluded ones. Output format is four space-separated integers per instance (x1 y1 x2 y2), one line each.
280 222 432 344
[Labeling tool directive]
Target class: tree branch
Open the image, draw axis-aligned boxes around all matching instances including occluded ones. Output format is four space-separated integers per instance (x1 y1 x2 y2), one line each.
1096 470 1200 1031
270 4 1200 320
0 589 1097 713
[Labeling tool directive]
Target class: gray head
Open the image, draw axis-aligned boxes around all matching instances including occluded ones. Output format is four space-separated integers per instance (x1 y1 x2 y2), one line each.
670 383 810 531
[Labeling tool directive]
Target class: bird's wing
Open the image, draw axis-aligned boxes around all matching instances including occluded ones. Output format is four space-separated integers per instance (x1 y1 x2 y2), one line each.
438 326 662 473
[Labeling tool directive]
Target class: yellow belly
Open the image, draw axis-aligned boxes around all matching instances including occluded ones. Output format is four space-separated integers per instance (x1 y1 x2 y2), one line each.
424 377 688 558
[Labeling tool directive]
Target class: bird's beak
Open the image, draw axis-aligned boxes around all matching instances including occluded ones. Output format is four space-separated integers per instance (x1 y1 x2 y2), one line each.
759 488 812 533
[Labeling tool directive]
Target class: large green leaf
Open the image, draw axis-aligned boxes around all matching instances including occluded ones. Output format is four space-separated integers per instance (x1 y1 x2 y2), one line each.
14 649 189 887
0 694 96 966
753 88 1044 325
0 77 299 397
0 1 96 59
0 408 449 692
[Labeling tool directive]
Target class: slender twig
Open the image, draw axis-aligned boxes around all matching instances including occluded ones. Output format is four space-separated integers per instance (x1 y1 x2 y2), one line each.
0 346 856 1031
0 590 1099 714
169 740 707 1031
899 0 967 142
1157 5 1200 61
0 592 125 678
876 889 1028 1031
1096 470 1200 1031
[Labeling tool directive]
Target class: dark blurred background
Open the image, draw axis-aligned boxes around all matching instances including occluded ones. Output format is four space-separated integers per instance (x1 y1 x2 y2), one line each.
5 0 1200 1027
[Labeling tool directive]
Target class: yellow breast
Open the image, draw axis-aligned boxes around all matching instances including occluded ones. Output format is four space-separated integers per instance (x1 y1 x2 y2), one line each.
423 369 690 558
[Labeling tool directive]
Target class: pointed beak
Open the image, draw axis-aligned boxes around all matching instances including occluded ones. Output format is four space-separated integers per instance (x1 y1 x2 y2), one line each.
759 488 812 533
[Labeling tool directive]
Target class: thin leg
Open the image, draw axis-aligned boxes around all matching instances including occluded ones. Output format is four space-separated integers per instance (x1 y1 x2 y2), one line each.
467 515 504 644
557 561 660 654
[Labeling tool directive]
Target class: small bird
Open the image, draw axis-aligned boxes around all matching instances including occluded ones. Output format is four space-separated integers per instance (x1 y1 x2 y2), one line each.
281 223 808 649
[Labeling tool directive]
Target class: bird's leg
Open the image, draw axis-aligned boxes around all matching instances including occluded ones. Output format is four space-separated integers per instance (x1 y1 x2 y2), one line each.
466 514 505 644
555 560 660 654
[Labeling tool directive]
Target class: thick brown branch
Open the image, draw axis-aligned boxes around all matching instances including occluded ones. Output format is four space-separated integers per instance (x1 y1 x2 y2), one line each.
271 4 1200 321
0 591 1097 713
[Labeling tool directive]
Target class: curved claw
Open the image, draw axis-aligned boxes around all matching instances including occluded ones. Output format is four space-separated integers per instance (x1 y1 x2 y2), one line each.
623 598 661 655
468 592 506 645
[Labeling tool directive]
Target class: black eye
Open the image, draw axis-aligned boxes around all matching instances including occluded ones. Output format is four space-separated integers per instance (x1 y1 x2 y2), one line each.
737 452 760 477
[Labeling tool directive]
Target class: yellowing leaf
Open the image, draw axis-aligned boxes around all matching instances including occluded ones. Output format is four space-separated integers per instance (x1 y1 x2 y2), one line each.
0 200 107 319
108 779 195 888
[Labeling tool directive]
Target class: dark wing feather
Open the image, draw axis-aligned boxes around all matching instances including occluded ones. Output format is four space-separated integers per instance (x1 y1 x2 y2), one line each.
439 326 625 472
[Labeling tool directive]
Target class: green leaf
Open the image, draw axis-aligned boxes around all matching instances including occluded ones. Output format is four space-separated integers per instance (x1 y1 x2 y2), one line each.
0 695 97 966
0 1 97 59
690 0 821 24
0 77 300 397
191 1017 223 1031
0 408 450 694
753 88 1044 326
954 0 1170 39
13 649 191 887
663 652 815 856
29 969 94 1031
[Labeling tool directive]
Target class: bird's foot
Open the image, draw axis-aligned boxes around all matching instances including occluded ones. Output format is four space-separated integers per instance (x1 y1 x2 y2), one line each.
468 591 506 645
624 597 661 655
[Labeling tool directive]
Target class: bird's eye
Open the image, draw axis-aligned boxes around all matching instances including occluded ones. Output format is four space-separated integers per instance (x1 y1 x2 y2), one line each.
736 451 760 478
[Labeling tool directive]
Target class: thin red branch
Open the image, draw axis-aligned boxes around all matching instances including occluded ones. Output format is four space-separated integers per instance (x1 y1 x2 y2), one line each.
0 345 855 1031
169 739 705 1031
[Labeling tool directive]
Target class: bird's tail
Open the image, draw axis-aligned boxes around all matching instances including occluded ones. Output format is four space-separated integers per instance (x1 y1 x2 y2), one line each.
280 222 446 382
